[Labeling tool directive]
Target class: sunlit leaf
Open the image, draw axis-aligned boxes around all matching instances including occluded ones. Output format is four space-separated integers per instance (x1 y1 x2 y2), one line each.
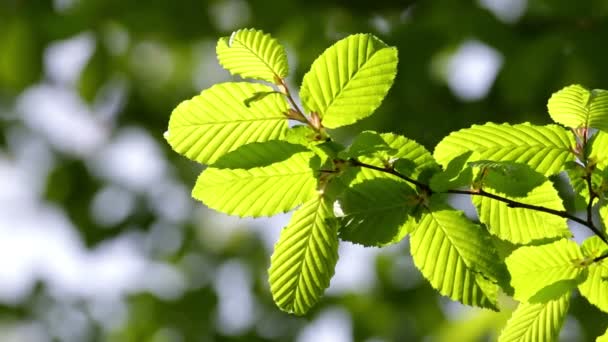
410 201 505 309
167 82 288 164
433 123 575 176
212 140 308 169
547 84 608 132
506 239 585 302
590 131 608 170
578 236 608 313
300 34 398 128
216 28 288 82
269 196 338 315
339 130 396 159
498 293 570 342
598 327 608 342
193 152 319 217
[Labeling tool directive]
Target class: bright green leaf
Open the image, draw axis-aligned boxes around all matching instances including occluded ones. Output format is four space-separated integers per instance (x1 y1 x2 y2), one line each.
547 84 608 132
410 201 505 309
166 82 288 164
590 131 608 170
578 236 608 313
216 28 288 82
473 166 570 244
429 151 474 192
498 293 570 342
506 239 585 302
300 34 398 128
193 151 319 217
433 123 575 176
339 131 396 159
268 196 339 315
337 177 418 246
212 141 308 169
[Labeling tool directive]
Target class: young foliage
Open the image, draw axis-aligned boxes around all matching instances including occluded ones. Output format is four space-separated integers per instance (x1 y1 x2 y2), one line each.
300 34 398 128
166 29 608 340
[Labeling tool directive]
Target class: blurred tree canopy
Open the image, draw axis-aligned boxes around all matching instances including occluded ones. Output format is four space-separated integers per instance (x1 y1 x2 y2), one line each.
1 0 608 341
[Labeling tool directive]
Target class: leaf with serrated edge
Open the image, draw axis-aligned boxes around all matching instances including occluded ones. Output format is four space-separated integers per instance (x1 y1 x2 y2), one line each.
506 239 585 302
212 141 308 169
167 82 288 164
410 201 504 309
339 130 396 159
193 151 319 217
337 177 417 246
216 28 288 82
433 123 575 176
498 293 570 342
473 168 570 244
269 196 338 315
547 84 608 132
590 131 608 170
300 34 398 128
579 236 608 313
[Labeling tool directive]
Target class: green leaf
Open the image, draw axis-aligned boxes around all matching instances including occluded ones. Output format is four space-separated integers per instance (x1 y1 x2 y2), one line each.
498 293 570 342
216 28 288 82
212 140 308 169
358 133 439 181
429 151 474 192
597 327 608 342
300 34 398 128
337 177 418 246
578 236 608 313
565 161 603 209
193 151 319 217
590 131 608 170
506 239 585 302
268 196 339 315
166 82 288 164
410 201 505 309
339 131 396 159
473 166 570 244
547 84 608 131
433 123 575 176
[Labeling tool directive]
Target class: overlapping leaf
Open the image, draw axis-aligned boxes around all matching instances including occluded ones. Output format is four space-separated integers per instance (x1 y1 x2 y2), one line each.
433 123 575 176
212 140 308 169
498 293 570 342
410 201 504 309
339 130 396 159
506 239 585 302
547 84 608 132
300 34 398 128
473 165 570 244
193 151 319 217
269 196 339 315
590 131 608 170
337 177 417 246
578 236 608 313
216 28 288 82
167 82 288 164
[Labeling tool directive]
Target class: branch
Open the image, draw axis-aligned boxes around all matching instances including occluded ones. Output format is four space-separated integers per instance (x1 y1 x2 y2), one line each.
277 78 320 131
351 158 608 245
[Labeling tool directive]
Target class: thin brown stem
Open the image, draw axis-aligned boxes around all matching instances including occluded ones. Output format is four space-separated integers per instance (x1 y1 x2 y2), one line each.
278 78 319 131
351 158 608 245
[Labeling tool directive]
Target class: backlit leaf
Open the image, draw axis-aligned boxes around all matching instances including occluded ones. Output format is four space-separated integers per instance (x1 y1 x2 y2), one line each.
300 34 398 128
578 236 608 313
269 196 339 315
547 84 608 132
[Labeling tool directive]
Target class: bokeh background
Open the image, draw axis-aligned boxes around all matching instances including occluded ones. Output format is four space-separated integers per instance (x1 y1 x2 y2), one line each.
1 0 608 341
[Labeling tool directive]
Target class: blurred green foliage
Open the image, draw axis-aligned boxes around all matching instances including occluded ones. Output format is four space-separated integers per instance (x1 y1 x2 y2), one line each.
1 0 608 341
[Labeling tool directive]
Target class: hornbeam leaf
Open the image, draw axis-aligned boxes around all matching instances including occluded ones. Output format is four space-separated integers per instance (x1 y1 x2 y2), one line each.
498 293 570 342
193 152 319 217
590 131 608 170
300 34 398 128
473 166 570 244
547 84 608 132
506 239 585 302
433 123 575 176
216 28 288 82
578 236 608 313
598 327 608 342
212 140 308 169
269 196 339 315
337 177 418 246
410 201 505 309
167 82 288 164
339 130 396 159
